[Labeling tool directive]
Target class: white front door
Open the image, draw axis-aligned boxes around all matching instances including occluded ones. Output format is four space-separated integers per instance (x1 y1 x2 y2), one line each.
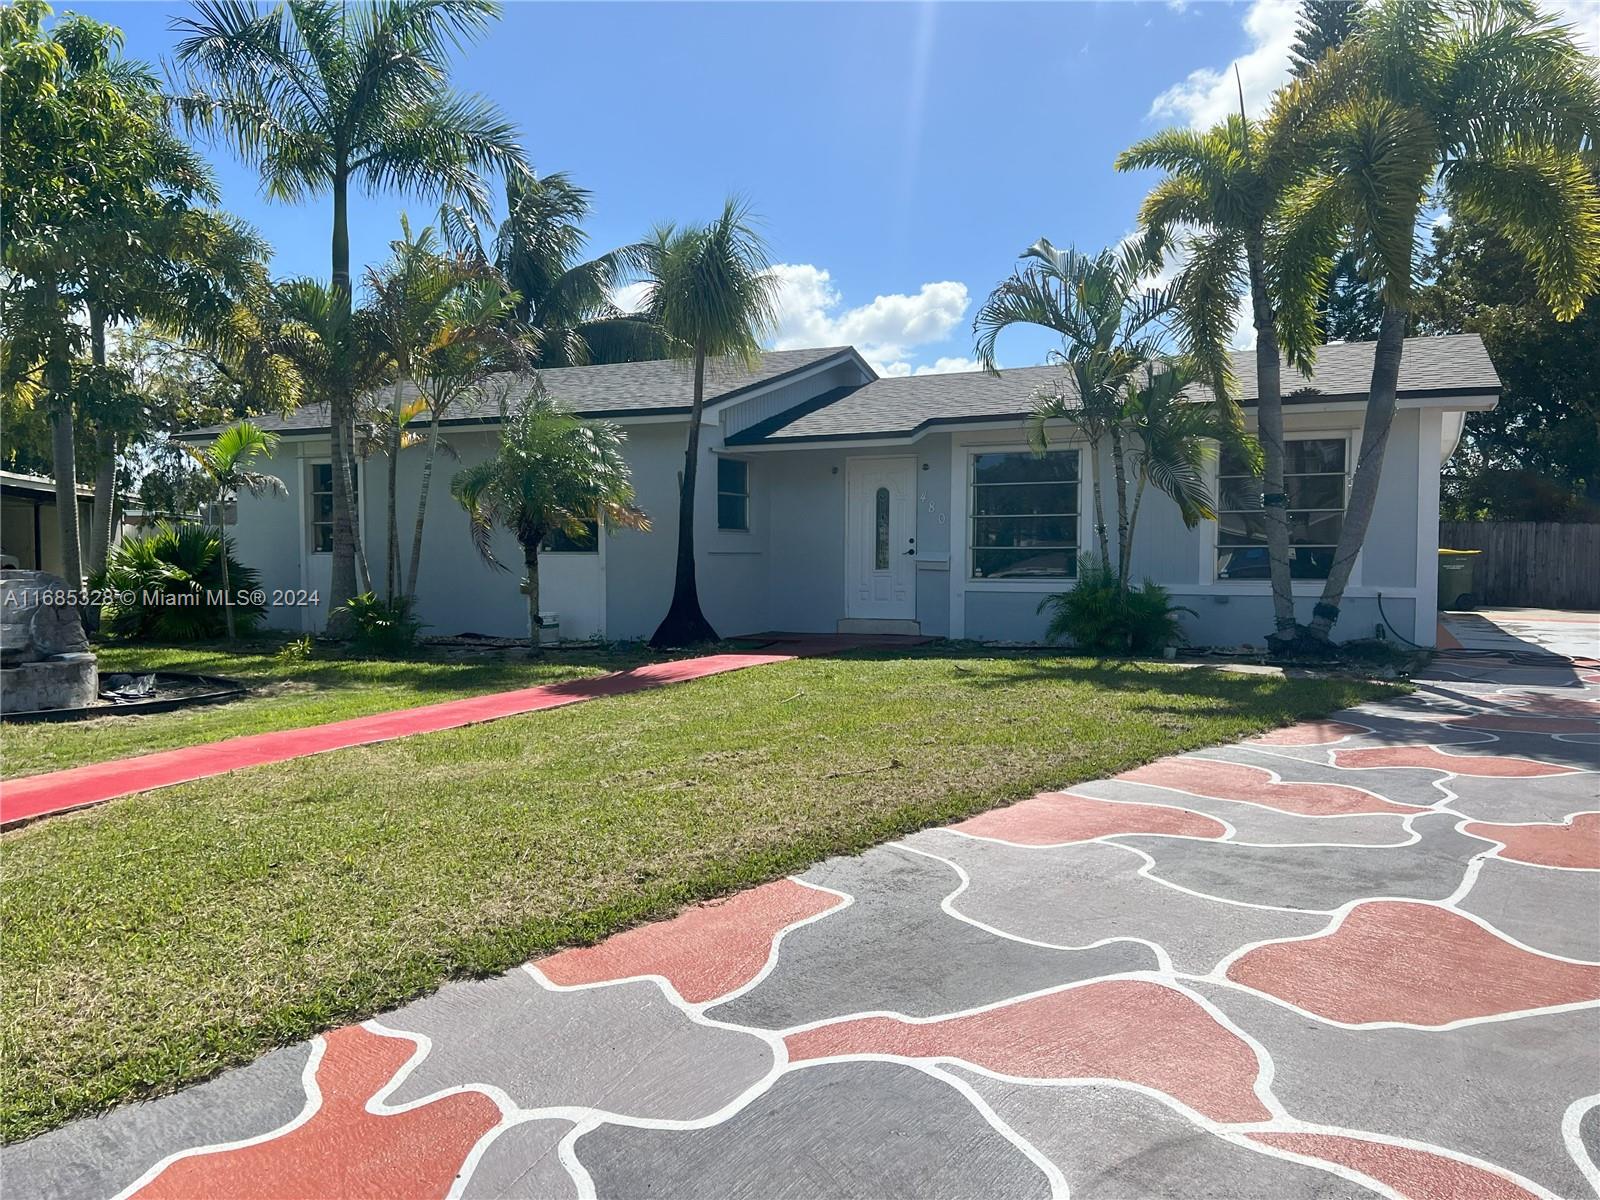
845 456 917 619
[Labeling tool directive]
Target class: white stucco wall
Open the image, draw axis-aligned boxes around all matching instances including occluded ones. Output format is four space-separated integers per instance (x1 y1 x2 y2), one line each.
228 394 1447 651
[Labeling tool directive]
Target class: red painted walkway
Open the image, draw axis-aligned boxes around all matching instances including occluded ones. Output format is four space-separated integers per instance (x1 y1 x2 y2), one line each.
1 652 793 829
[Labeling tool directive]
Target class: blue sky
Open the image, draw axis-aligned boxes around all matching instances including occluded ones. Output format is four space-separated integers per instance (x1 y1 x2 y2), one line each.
72 0 1600 374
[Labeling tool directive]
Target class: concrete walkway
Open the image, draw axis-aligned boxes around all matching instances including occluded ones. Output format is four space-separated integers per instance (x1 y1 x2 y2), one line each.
9 621 1600 1199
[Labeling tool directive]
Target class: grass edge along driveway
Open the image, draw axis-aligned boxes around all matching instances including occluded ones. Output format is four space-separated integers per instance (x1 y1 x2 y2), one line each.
2 648 1395 1142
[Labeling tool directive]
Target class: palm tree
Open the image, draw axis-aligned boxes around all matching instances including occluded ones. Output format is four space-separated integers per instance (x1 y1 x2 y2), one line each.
444 169 664 367
451 386 647 653
271 276 387 593
975 238 1199 595
186 420 285 640
364 215 470 600
1120 358 1259 552
1116 112 1314 650
1272 0 1600 643
631 198 780 647
406 275 528 598
174 0 526 627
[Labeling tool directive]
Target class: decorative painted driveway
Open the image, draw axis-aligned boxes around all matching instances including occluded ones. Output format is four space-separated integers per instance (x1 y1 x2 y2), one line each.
10 651 1600 1199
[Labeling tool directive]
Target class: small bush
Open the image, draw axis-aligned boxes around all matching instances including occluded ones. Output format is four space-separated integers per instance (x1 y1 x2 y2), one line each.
97 522 264 641
336 592 424 655
277 635 315 664
1038 557 1194 656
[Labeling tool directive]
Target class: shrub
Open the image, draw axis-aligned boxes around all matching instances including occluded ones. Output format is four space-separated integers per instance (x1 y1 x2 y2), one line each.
1038 557 1194 656
97 522 264 641
276 635 315 664
335 592 424 655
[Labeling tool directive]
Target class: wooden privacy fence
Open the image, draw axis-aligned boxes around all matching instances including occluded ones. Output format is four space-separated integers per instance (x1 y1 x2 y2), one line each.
1438 521 1600 609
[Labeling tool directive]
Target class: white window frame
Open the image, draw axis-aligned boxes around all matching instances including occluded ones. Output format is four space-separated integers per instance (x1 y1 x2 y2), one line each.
716 456 751 533
964 443 1085 587
1208 428 1358 590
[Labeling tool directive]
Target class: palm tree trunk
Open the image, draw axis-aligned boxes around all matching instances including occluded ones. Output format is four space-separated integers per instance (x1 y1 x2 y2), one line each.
219 521 236 642
1088 433 1112 567
326 167 359 630
523 538 542 657
45 300 83 589
649 345 719 647
1127 475 1147 562
1246 234 1298 647
1308 303 1407 641
405 415 441 600
87 307 116 578
1109 422 1132 595
89 429 117 575
386 375 403 600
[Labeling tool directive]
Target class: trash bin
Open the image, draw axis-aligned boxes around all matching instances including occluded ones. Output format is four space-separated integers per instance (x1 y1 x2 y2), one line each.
537 612 560 645
1437 549 1481 610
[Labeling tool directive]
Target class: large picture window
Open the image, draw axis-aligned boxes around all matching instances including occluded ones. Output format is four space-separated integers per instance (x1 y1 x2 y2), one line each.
308 462 356 553
717 457 749 531
1217 437 1347 580
970 449 1080 579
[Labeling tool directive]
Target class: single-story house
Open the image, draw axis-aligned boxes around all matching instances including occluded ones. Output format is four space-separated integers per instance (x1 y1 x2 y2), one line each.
189 333 1498 648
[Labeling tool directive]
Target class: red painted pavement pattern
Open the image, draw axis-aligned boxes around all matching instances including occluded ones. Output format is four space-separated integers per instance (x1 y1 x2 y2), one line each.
1249 1133 1541 1200
1332 745 1580 777
1465 812 1600 870
536 877 843 1003
1116 758 1424 817
784 980 1271 1122
952 791 1226 845
1247 720 1366 746
1227 901 1600 1025
1447 712 1600 734
0 653 792 828
129 1026 499 1199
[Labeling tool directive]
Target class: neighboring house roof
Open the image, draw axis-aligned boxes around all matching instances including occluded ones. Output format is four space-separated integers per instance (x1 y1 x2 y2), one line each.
0 470 98 500
181 345 861 439
730 334 1502 445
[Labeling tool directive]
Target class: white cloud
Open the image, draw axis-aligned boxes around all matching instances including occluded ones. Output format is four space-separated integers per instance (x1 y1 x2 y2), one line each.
1546 0 1599 54
766 263 971 376
1149 0 1299 129
608 281 650 315
877 355 985 378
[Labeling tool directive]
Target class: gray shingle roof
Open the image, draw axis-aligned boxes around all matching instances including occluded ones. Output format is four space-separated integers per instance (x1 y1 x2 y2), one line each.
188 345 856 438
735 334 1499 444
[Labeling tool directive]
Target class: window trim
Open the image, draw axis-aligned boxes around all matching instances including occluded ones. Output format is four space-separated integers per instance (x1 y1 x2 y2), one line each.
1209 429 1357 589
716 455 751 532
965 445 1083 585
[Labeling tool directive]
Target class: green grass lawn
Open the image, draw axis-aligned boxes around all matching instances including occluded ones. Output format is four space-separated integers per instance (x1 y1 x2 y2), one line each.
1 646 1393 1141
0 638 654 779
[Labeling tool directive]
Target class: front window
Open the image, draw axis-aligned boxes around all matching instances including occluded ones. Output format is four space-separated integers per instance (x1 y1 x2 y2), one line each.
309 462 344 553
541 520 599 553
717 457 749 531
970 449 1080 579
1217 437 1347 580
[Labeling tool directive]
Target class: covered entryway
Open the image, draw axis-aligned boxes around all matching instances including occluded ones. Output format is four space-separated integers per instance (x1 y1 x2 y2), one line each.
844 456 917 625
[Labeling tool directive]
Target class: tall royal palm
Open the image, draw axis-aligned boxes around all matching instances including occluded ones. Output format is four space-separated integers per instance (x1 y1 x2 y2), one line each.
174 0 525 627
1117 112 1316 650
1274 0 1600 643
633 199 779 647
446 169 664 367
